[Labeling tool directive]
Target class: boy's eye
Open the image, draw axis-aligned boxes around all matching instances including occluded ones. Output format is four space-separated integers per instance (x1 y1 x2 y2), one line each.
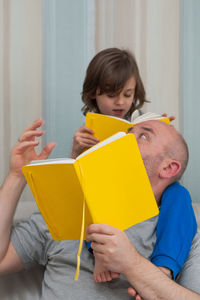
107 94 116 98
124 94 132 98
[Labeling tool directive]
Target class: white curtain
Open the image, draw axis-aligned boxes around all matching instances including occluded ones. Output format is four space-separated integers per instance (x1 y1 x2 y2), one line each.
180 0 200 203
0 0 42 201
95 0 180 129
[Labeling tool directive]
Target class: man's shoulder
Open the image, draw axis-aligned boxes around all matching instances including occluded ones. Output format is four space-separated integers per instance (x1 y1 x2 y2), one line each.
23 211 46 226
13 211 50 238
125 216 158 258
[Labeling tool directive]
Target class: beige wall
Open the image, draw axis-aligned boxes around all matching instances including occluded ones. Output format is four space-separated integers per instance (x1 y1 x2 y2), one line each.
0 0 42 201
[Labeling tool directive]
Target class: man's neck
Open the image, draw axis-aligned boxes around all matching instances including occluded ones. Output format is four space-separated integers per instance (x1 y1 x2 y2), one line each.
151 180 170 207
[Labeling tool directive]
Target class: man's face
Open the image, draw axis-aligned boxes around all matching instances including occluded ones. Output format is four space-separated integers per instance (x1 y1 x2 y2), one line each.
129 120 175 179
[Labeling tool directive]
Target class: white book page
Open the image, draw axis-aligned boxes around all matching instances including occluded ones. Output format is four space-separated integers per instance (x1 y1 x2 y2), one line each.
133 112 165 124
27 157 75 166
77 131 126 160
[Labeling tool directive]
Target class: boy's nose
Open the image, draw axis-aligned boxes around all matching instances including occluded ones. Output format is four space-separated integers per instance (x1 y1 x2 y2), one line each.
115 95 124 105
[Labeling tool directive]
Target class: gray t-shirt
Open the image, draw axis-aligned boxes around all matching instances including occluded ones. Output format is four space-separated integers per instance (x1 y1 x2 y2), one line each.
11 212 157 300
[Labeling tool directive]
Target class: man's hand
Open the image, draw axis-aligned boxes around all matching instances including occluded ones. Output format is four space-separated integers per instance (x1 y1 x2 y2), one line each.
86 223 138 275
71 126 99 158
10 118 56 177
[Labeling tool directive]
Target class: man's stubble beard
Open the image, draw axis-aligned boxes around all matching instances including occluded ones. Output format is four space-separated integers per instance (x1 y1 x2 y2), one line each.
142 154 164 183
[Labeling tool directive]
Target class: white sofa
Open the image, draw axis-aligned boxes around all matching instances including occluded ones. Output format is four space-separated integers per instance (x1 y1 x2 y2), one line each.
0 201 199 299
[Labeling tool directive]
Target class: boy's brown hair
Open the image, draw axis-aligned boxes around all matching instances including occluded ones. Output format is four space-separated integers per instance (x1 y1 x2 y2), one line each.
81 48 148 119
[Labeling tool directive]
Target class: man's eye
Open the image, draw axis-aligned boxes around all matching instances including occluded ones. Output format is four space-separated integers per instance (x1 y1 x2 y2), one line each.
139 133 147 140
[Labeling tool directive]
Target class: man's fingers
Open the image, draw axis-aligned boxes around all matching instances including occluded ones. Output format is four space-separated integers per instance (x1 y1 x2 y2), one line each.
86 224 120 246
19 119 43 141
15 140 40 152
38 142 56 160
18 130 44 143
86 223 118 235
91 242 109 254
22 118 43 133
86 232 111 246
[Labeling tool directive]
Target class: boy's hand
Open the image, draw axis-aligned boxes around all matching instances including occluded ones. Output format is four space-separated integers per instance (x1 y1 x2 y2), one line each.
10 118 56 177
71 126 99 158
128 287 144 300
162 113 175 122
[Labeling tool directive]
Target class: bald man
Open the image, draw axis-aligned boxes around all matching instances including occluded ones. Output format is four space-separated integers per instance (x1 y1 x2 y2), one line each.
0 120 199 300
87 120 200 299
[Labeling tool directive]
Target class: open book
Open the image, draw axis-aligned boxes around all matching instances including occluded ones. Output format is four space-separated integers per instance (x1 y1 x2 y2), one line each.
85 112 170 142
22 132 159 279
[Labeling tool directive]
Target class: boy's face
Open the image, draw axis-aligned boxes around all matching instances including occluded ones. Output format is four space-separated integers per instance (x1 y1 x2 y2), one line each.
95 76 136 119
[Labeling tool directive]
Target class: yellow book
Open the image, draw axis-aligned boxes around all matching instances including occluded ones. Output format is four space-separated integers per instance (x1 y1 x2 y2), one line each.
22 132 159 279
22 132 159 240
85 112 170 142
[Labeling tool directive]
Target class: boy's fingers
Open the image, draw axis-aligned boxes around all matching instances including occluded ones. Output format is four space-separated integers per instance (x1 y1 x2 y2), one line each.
81 134 99 142
128 287 137 297
80 126 94 134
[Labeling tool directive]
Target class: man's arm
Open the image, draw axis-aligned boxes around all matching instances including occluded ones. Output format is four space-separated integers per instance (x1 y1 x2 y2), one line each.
0 174 26 274
0 119 56 275
86 224 200 300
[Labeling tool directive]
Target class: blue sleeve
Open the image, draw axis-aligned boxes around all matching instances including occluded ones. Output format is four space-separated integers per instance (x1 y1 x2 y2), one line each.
151 182 197 279
86 241 93 253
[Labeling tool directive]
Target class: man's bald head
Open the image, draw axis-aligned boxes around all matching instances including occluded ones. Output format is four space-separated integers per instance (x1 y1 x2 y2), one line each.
130 120 189 184
162 129 188 181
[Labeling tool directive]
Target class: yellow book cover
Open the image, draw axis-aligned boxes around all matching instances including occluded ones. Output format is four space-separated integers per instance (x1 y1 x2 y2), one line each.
85 112 170 142
22 132 159 242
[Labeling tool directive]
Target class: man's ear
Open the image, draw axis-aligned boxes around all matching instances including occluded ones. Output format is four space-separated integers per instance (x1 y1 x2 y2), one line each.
159 159 181 179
